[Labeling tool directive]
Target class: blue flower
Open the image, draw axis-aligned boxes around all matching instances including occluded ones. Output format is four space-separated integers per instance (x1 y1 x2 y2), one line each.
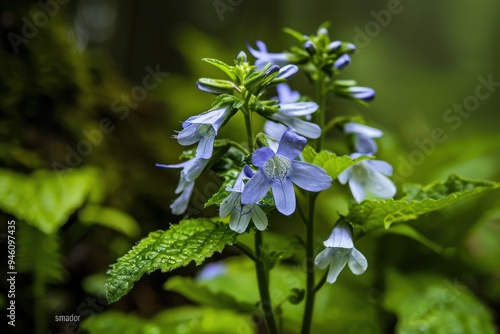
338 153 396 202
264 84 321 139
344 122 383 154
156 157 209 214
247 40 292 69
196 262 226 282
334 54 351 70
220 168 268 233
336 86 375 103
241 129 332 215
315 220 368 284
177 105 232 159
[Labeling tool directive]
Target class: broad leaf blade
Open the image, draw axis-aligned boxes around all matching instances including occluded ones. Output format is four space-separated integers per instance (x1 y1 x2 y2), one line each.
105 219 238 303
384 271 495 334
347 174 499 233
312 151 371 180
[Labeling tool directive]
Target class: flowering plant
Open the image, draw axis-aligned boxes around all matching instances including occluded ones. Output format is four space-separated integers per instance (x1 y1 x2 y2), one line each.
102 23 499 333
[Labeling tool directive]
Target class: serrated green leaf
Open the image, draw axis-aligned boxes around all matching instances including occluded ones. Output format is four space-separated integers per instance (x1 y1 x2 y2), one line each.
347 174 500 233
0 167 100 234
79 205 140 238
164 276 256 313
312 151 371 180
105 219 238 303
202 58 237 82
384 271 495 334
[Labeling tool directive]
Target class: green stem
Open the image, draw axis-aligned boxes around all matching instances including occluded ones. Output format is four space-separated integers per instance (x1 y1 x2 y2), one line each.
301 193 317 334
242 94 255 153
313 270 328 293
255 231 279 334
34 274 46 334
234 242 257 262
315 71 327 152
228 140 249 155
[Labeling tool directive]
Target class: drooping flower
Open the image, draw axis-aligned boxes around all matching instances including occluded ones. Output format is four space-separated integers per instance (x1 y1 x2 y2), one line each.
264 84 321 139
247 40 292 70
241 129 332 215
315 220 368 284
156 157 209 214
338 153 396 202
177 105 232 159
220 167 268 233
344 122 383 154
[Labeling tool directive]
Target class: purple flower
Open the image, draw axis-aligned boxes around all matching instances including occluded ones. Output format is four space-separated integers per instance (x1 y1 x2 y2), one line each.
220 168 268 233
315 220 368 284
177 105 232 159
334 54 351 70
264 84 321 139
247 40 292 70
156 158 209 214
196 262 226 281
336 86 375 103
241 129 332 215
344 122 383 154
338 153 396 202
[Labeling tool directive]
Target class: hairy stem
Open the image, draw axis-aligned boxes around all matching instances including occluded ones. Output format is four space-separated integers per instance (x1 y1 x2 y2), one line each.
255 231 279 334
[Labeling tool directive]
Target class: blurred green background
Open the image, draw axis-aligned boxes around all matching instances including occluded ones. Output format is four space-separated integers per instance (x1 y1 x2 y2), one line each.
1 0 499 333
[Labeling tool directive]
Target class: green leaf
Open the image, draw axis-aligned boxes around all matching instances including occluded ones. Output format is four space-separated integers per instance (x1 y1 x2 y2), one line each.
283 27 307 42
105 219 238 303
79 205 140 238
202 58 236 82
384 271 495 334
301 145 317 163
197 77 235 94
204 170 238 208
347 174 500 233
310 150 371 180
164 276 256 313
376 224 443 253
82 307 254 334
0 167 100 234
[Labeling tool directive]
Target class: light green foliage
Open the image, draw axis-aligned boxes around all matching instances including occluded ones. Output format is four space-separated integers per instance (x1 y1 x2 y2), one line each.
0 167 100 234
18 224 65 283
303 146 371 180
81 307 254 334
347 174 499 233
384 270 495 334
79 204 141 238
164 276 256 313
105 219 239 303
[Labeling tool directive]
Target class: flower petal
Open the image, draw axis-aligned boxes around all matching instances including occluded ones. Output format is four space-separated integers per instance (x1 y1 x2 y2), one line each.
349 177 366 202
195 134 215 159
220 192 239 218
184 107 229 125
276 84 300 104
337 168 350 185
229 206 252 233
279 102 318 116
315 248 334 269
271 178 296 215
366 171 397 199
276 64 298 80
323 221 354 249
241 171 271 205
177 124 203 146
367 160 393 176
272 114 321 139
264 121 287 142
348 247 368 275
170 182 194 215
326 251 350 284
276 129 307 159
250 205 268 231
290 161 332 192
252 147 275 168
354 134 378 154
344 122 383 138
181 158 209 182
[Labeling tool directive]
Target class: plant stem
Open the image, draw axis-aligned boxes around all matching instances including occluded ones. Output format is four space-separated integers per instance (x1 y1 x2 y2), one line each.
315 71 327 152
243 94 255 153
228 140 250 155
234 242 257 262
313 270 328 293
255 231 279 334
34 274 46 334
301 193 317 334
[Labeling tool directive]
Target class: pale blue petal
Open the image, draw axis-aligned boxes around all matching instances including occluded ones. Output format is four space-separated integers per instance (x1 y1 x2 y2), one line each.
367 160 393 176
181 158 209 182
354 135 378 154
272 113 321 139
349 177 366 202
170 182 194 215
326 251 350 284
177 125 203 146
175 177 189 194
315 248 334 269
323 221 354 249
276 128 307 160
289 161 332 192
156 161 190 169
250 205 268 231
220 192 239 218
277 84 300 103
196 262 226 281
241 171 271 205
271 178 296 216
337 168 351 185
334 54 351 70
195 134 215 159
348 247 368 275
347 87 375 102
229 206 252 234
228 169 247 193
344 122 383 138
185 107 229 125
264 121 287 141
252 147 275 167
366 171 397 199
279 102 318 116
276 64 298 80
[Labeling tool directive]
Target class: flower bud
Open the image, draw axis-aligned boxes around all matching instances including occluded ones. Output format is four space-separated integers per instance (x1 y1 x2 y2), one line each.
304 40 316 55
